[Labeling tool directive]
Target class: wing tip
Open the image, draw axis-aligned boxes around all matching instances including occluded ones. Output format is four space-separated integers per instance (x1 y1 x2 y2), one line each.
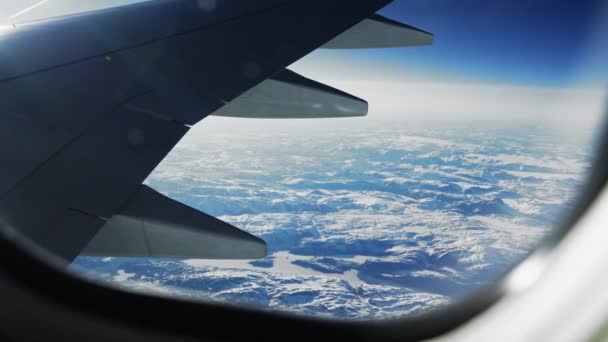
212 69 369 119
370 13 432 36
81 186 269 260
322 13 434 49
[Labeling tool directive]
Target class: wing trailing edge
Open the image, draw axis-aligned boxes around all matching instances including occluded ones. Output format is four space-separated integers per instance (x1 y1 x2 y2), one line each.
81 185 266 259
211 69 368 118
322 14 433 49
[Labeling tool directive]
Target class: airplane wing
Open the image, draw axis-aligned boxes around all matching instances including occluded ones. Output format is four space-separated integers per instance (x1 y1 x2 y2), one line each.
211 69 369 118
82 185 266 259
0 0 432 263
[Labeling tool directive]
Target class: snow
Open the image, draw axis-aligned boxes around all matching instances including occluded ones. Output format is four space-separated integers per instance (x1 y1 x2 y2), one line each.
71 120 594 319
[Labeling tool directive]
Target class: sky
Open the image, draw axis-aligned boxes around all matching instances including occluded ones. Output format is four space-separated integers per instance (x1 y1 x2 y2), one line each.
287 0 608 87
381 0 608 86
0 0 606 124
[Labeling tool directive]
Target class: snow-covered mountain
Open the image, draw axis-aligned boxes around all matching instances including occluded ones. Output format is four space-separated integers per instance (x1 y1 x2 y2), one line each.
72 119 595 319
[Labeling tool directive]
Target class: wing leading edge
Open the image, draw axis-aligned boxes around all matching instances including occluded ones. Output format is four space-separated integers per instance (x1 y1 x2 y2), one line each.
0 0 432 263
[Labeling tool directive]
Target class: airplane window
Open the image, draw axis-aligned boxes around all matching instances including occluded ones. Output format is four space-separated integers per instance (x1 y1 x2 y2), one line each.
1 0 607 321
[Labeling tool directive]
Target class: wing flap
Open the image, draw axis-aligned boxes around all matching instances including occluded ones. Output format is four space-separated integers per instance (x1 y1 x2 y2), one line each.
210 69 368 118
82 185 266 259
322 14 433 49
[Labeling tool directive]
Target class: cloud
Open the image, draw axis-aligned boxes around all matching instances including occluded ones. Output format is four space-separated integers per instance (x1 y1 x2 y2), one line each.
322 80 606 125
194 80 606 136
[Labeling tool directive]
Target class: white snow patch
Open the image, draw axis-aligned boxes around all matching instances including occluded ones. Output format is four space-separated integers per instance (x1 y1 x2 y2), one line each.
113 269 135 282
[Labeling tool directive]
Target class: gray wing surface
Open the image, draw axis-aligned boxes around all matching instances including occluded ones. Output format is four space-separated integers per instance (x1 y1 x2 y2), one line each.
211 69 368 118
0 0 431 263
323 14 434 49
82 185 266 259
0 107 188 261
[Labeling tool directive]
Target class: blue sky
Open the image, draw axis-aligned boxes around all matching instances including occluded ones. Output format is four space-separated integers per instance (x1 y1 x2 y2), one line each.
301 0 607 87
378 0 607 86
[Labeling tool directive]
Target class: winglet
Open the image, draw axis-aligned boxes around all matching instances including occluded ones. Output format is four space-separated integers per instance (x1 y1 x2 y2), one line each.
81 185 266 259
